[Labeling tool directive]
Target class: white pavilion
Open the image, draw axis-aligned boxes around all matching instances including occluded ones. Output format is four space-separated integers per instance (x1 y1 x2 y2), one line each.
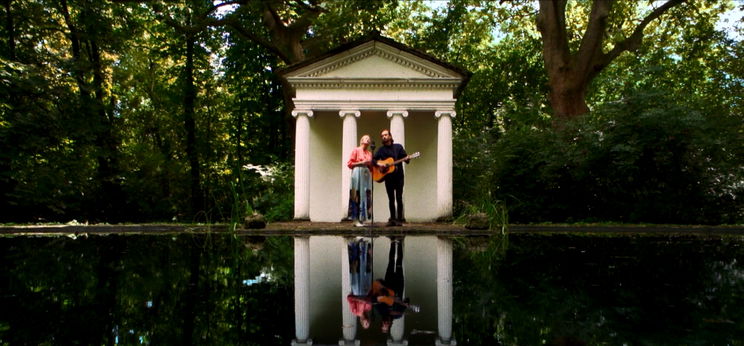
278 33 470 223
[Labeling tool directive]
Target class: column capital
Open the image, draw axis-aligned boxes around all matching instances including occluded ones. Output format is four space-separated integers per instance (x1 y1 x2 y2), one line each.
338 110 361 118
434 110 456 118
292 109 314 118
386 110 408 119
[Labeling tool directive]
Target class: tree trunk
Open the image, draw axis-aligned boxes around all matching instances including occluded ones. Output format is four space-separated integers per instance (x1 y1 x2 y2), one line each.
235 111 244 186
59 0 90 103
87 36 125 221
184 36 203 217
546 69 591 120
3 0 15 60
537 0 590 120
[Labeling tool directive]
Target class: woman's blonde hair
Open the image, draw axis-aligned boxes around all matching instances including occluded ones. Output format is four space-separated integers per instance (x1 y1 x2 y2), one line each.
359 134 371 145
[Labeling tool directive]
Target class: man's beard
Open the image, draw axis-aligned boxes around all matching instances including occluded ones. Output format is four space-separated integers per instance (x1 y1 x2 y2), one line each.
383 138 393 146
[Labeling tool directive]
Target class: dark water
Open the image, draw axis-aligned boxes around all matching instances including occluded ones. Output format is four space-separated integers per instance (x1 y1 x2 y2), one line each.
1 233 743 345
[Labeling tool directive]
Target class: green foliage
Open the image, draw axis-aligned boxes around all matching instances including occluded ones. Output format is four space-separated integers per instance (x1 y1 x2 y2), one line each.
219 163 294 229
472 89 744 224
454 194 509 233
309 0 401 54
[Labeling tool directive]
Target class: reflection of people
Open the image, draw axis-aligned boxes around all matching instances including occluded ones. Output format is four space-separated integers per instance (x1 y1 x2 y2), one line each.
347 238 374 329
371 237 418 333
347 135 373 227
348 238 373 296
374 130 409 226
346 295 372 329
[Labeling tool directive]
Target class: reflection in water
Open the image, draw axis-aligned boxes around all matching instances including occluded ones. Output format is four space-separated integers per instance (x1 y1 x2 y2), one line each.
345 238 374 337
370 237 411 336
454 234 744 345
2 233 744 344
0 234 295 345
293 236 454 346
349 238 373 297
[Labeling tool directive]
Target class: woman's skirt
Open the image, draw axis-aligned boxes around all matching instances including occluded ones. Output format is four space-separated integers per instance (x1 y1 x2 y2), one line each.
348 166 372 221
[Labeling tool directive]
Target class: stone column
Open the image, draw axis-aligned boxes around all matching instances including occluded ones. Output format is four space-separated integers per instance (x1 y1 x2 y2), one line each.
386 110 408 148
340 110 361 220
388 237 406 346
341 237 357 344
292 110 313 220
389 316 406 346
293 237 312 346
435 111 455 220
436 237 455 346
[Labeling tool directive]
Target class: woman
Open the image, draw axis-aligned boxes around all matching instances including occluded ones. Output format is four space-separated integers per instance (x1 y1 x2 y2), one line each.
347 134 373 227
347 237 374 330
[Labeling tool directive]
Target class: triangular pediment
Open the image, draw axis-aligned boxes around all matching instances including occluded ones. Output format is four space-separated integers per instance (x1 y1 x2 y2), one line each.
285 41 462 80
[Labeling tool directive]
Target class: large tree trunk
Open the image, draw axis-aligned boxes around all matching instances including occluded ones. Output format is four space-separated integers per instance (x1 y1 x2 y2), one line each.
547 72 591 120
537 0 597 120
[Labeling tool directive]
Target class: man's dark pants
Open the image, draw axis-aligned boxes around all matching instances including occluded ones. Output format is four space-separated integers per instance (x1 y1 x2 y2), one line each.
384 176 404 221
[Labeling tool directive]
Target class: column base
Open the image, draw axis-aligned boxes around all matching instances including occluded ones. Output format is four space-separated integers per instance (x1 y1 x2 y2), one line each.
338 339 360 346
292 339 313 346
435 338 456 345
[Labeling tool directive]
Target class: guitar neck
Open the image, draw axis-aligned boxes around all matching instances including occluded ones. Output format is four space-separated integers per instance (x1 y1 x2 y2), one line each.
389 153 420 165
391 156 411 165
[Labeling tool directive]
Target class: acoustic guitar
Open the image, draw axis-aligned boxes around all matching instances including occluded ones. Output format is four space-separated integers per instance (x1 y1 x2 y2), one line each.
372 152 420 182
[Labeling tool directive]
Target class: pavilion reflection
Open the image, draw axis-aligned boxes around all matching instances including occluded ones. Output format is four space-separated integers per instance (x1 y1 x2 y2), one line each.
292 236 455 346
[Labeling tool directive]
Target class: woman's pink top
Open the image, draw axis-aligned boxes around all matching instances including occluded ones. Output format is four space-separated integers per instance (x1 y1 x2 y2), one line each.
347 147 372 170
347 294 372 316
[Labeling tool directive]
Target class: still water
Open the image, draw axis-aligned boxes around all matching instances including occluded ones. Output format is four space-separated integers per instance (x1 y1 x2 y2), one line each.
1 233 743 345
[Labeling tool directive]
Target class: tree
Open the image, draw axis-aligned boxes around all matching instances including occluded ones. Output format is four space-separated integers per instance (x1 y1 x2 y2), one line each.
57 0 126 219
536 0 686 120
144 0 228 217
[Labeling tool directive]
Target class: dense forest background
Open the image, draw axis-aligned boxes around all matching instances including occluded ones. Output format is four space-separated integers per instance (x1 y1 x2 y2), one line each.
0 0 742 225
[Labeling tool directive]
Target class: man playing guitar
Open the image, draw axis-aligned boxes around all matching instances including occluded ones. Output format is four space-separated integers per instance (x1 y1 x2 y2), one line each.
373 129 409 226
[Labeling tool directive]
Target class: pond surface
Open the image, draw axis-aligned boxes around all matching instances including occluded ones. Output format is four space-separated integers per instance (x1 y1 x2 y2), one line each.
1 233 743 345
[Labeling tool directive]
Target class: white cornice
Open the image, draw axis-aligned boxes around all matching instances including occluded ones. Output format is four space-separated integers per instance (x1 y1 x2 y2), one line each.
286 78 461 90
292 100 456 111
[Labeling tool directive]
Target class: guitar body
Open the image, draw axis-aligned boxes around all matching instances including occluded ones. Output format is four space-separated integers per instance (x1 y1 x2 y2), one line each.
372 158 396 182
372 152 420 182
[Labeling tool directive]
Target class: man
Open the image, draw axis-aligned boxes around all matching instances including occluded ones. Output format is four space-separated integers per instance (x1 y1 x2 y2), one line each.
370 237 418 333
374 129 409 226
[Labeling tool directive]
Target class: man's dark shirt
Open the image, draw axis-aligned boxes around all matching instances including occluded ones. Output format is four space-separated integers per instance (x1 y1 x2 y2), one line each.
373 143 408 181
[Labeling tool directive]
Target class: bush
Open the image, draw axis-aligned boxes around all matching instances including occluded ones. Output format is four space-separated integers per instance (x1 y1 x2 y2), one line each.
455 91 744 224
